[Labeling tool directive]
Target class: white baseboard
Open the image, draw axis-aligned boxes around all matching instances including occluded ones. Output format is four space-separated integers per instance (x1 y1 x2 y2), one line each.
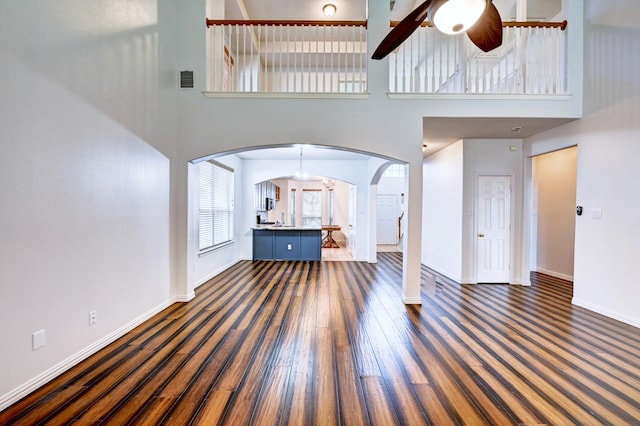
536 267 573 282
402 296 422 305
173 291 196 303
194 258 242 290
421 261 461 284
510 280 532 286
572 298 640 329
0 298 174 412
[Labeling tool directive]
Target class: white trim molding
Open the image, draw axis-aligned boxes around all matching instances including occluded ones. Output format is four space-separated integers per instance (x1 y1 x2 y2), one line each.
173 291 196 303
422 262 461 284
0 299 174 412
193 259 243 289
536 267 573 282
402 296 422 305
572 298 640 329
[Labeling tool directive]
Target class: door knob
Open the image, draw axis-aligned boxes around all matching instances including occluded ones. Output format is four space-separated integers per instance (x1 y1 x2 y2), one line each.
478 233 485 237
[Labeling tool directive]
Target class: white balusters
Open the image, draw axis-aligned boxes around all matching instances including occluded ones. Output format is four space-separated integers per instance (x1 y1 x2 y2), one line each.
208 21 367 94
388 23 567 95
207 21 565 96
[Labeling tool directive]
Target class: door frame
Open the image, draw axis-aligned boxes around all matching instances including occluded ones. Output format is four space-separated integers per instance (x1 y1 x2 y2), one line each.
528 147 578 282
474 173 514 284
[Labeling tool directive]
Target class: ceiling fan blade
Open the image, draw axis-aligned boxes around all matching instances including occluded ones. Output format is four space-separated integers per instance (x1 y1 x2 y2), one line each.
372 0 432 60
466 2 503 52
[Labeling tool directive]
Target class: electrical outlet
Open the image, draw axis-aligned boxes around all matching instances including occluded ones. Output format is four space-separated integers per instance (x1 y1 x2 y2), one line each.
89 310 97 325
32 329 46 351
591 208 603 219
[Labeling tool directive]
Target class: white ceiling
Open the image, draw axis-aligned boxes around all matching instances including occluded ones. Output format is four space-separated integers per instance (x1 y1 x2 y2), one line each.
223 0 567 160
422 117 576 154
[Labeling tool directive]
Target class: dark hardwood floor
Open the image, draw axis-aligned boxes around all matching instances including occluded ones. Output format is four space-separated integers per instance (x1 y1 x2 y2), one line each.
2 253 639 425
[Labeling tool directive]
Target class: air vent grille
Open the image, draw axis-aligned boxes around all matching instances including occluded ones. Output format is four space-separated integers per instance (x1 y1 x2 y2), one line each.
180 71 194 89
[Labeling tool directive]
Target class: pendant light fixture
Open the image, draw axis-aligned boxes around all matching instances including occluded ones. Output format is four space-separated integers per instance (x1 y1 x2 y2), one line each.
428 0 488 35
295 146 309 179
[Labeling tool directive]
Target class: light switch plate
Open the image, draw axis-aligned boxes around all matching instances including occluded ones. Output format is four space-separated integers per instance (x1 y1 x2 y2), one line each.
32 329 46 351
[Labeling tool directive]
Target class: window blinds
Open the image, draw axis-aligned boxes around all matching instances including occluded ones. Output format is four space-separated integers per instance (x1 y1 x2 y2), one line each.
199 160 234 251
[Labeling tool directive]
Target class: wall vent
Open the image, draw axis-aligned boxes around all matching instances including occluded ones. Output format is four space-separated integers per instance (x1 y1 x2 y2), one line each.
180 70 194 89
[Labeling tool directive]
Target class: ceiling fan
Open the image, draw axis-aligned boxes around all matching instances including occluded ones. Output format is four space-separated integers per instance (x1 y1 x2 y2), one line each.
372 0 503 60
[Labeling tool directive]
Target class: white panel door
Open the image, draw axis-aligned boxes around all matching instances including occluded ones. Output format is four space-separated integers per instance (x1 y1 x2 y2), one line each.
377 194 398 245
477 176 511 283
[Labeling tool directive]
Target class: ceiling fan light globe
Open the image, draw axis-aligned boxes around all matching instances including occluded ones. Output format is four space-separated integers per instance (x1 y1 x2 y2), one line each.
322 3 337 17
429 0 489 35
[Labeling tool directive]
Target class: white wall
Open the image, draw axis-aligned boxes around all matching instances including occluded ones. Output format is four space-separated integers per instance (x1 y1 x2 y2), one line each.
532 147 577 280
271 178 289 225
0 0 178 408
524 0 640 327
462 139 525 284
422 141 464 281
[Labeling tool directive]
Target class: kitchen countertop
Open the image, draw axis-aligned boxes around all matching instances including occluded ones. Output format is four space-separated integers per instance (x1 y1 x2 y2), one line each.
252 225 322 231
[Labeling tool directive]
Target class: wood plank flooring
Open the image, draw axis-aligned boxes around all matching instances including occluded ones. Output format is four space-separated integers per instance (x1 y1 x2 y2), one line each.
321 245 353 261
2 253 639 425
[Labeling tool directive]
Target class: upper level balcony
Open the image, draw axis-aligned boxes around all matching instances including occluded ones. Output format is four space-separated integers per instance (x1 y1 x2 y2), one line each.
205 19 568 96
198 0 583 125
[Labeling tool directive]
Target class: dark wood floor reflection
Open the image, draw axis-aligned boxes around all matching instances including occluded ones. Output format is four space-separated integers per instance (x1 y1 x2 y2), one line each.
2 253 640 424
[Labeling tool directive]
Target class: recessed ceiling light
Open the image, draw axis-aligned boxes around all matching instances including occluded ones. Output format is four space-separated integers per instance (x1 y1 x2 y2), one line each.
323 3 337 17
511 126 523 133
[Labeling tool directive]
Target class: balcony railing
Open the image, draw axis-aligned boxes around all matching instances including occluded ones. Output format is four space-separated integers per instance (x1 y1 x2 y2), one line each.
389 21 568 95
206 19 368 94
206 19 567 96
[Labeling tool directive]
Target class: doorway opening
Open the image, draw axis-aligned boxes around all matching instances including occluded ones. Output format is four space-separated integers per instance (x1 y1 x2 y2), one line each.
257 176 356 262
530 146 577 288
375 163 406 254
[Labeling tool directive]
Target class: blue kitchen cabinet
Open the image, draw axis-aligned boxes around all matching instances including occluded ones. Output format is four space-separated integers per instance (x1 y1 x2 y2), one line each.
274 232 300 260
252 229 274 260
299 230 322 260
252 228 321 261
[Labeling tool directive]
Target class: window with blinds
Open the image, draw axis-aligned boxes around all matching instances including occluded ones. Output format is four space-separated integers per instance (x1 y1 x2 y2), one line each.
199 160 234 252
302 189 322 227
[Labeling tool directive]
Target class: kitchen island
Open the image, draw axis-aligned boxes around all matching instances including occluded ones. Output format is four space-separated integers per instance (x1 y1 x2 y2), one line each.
252 226 322 261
